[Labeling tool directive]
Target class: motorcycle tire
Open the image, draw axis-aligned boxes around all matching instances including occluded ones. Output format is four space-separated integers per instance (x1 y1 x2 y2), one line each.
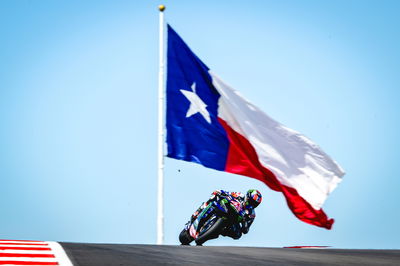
179 229 193 245
195 217 226 246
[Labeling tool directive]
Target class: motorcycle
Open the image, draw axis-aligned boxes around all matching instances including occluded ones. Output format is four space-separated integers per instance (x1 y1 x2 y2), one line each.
179 193 245 246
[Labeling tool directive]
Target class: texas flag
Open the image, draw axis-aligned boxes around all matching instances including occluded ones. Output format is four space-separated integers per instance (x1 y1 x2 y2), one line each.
166 25 345 229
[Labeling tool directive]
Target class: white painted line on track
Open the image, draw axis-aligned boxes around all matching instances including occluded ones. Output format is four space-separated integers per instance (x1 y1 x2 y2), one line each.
0 250 54 254
0 240 45 244
48 242 73 266
0 257 57 261
0 244 49 249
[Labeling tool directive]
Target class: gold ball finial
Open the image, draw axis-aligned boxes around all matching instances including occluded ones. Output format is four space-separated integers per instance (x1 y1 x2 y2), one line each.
158 5 166 12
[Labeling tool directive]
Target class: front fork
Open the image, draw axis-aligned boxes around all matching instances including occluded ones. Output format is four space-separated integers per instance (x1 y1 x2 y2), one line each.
188 198 229 239
188 203 212 239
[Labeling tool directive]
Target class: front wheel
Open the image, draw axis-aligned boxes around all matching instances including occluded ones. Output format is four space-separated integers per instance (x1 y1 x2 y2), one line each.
179 229 194 245
195 217 226 246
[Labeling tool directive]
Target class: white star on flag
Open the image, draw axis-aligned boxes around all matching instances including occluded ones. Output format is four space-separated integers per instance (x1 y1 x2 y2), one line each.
180 82 211 123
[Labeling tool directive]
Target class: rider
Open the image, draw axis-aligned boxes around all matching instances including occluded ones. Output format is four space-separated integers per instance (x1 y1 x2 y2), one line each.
189 189 262 240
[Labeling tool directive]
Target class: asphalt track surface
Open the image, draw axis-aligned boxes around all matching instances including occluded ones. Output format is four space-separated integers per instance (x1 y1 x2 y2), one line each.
61 243 400 266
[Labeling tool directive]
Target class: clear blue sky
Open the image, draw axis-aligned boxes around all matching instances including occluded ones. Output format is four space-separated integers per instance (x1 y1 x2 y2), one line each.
0 0 399 249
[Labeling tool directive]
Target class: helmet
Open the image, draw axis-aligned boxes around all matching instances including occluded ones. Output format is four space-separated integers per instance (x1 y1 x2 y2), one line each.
245 189 262 208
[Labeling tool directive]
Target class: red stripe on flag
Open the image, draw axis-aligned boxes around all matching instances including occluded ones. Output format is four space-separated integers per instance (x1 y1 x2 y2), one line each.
0 253 55 258
0 247 51 251
219 118 334 229
0 262 58 265
0 243 48 246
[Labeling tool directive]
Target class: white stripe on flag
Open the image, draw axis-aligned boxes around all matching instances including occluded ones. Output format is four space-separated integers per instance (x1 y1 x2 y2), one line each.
211 71 344 210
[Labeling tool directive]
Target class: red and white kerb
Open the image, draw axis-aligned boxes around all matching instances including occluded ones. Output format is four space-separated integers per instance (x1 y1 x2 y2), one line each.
0 240 73 266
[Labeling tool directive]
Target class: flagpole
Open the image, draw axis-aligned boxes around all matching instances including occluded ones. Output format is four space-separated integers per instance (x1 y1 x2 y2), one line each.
157 4 166 245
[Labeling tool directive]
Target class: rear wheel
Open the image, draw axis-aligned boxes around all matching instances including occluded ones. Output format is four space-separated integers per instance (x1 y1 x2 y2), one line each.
195 216 226 246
